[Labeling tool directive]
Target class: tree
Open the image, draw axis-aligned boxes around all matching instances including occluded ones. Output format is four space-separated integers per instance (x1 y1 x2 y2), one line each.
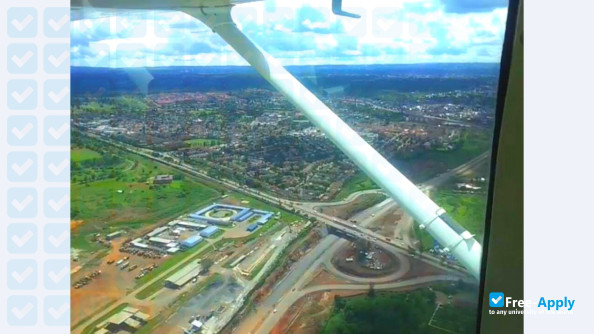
367 283 375 298
201 258 214 273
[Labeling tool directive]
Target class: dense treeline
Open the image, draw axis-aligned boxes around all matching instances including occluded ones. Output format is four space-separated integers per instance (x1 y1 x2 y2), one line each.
321 290 436 334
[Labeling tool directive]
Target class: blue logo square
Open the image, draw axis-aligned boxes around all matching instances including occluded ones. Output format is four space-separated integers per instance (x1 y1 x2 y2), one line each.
8 44 37 74
44 259 70 290
489 292 505 307
44 7 69 38
7 259 38 290
7 295 38 326
44 115 69 146
7 8 38 38
7 151 37 182
44 295 69 326
44 224 69 254
44 187 70 218
44 151 69 182
7 79 37 110
7 116 37 146
7 224 38 254
7 188 38 218
44 43 69 73
44 79 69 110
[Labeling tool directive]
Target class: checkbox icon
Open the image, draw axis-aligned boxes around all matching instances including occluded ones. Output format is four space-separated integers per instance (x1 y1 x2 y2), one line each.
7 80 37 110
8 259 38 290
44 224 69 253
8 152 38 182
8 224 37 254
44 115 70 146
7 295 38 326
7 8 38 38
44 151 69 182
44 295 69 326
7 188 38 218
8 44 37 74
489 292 505 307
44 43 69 73
44 7 69 38
8 116 37 146
44 187 70 218
44 79 70 110
44 259 70 290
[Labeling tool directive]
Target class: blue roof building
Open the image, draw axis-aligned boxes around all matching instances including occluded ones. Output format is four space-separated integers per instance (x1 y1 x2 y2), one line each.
181 234 203 248
200 226 219 238
246 224 259 232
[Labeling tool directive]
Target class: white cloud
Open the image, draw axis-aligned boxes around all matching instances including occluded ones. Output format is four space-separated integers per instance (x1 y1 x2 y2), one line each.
70 0 508 67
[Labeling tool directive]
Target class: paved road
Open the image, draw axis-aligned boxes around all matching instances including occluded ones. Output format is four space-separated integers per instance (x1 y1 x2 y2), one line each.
75 131 488 333
298 189 386 211
255 275 468 334
245 154 488 334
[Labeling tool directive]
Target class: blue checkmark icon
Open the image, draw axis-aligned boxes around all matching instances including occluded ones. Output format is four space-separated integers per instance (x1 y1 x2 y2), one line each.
489 292 505 307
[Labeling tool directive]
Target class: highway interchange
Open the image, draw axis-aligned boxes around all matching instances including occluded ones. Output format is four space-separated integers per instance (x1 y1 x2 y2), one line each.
74 131 487 334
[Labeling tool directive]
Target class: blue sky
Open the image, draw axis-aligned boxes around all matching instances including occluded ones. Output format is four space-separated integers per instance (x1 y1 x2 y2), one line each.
71 0 509 67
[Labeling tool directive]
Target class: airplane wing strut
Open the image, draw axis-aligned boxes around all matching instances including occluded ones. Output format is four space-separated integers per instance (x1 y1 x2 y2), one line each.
186 6 482 279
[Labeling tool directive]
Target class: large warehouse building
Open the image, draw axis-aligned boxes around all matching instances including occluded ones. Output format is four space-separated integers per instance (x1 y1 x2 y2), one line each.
200 226 219 238
181 234 203 248
165 262 203 289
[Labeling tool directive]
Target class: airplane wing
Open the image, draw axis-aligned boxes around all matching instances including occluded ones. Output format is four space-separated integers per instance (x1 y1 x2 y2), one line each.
71 0 261 21
70 0 483 280
71 0 259 10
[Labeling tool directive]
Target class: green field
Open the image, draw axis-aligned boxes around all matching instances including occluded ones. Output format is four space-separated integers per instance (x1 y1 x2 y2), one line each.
322 290 437 334
72 148 102 162
399 130 491 182
322 290 477 334
71 139 222 253
185 138 223 147
334 173 379 200
433 190 487 241
416 190 488 251
335 130 491 200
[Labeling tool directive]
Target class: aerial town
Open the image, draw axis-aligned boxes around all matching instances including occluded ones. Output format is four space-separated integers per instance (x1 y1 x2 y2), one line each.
71 64 495 334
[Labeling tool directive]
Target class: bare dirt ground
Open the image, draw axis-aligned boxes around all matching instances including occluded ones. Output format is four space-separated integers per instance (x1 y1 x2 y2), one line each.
317 193 386 220
305 268 349 288
366 205 402 238
224 224 251 238
331 242 400 278
399 256 449 280
71 238 169 326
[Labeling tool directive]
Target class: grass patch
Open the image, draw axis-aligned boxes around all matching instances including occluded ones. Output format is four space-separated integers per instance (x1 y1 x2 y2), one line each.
430 304 477 333
321 193 387 220
399 130 492 182
417 190 488 250
322 290 437 334
185 138 223 147
432 190 487 242
335 173 379 200
334 130 491 199
71 142 222 252
72 147 102 162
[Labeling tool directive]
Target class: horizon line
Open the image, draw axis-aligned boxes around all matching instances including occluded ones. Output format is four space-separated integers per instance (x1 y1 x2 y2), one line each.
71 62 501 69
